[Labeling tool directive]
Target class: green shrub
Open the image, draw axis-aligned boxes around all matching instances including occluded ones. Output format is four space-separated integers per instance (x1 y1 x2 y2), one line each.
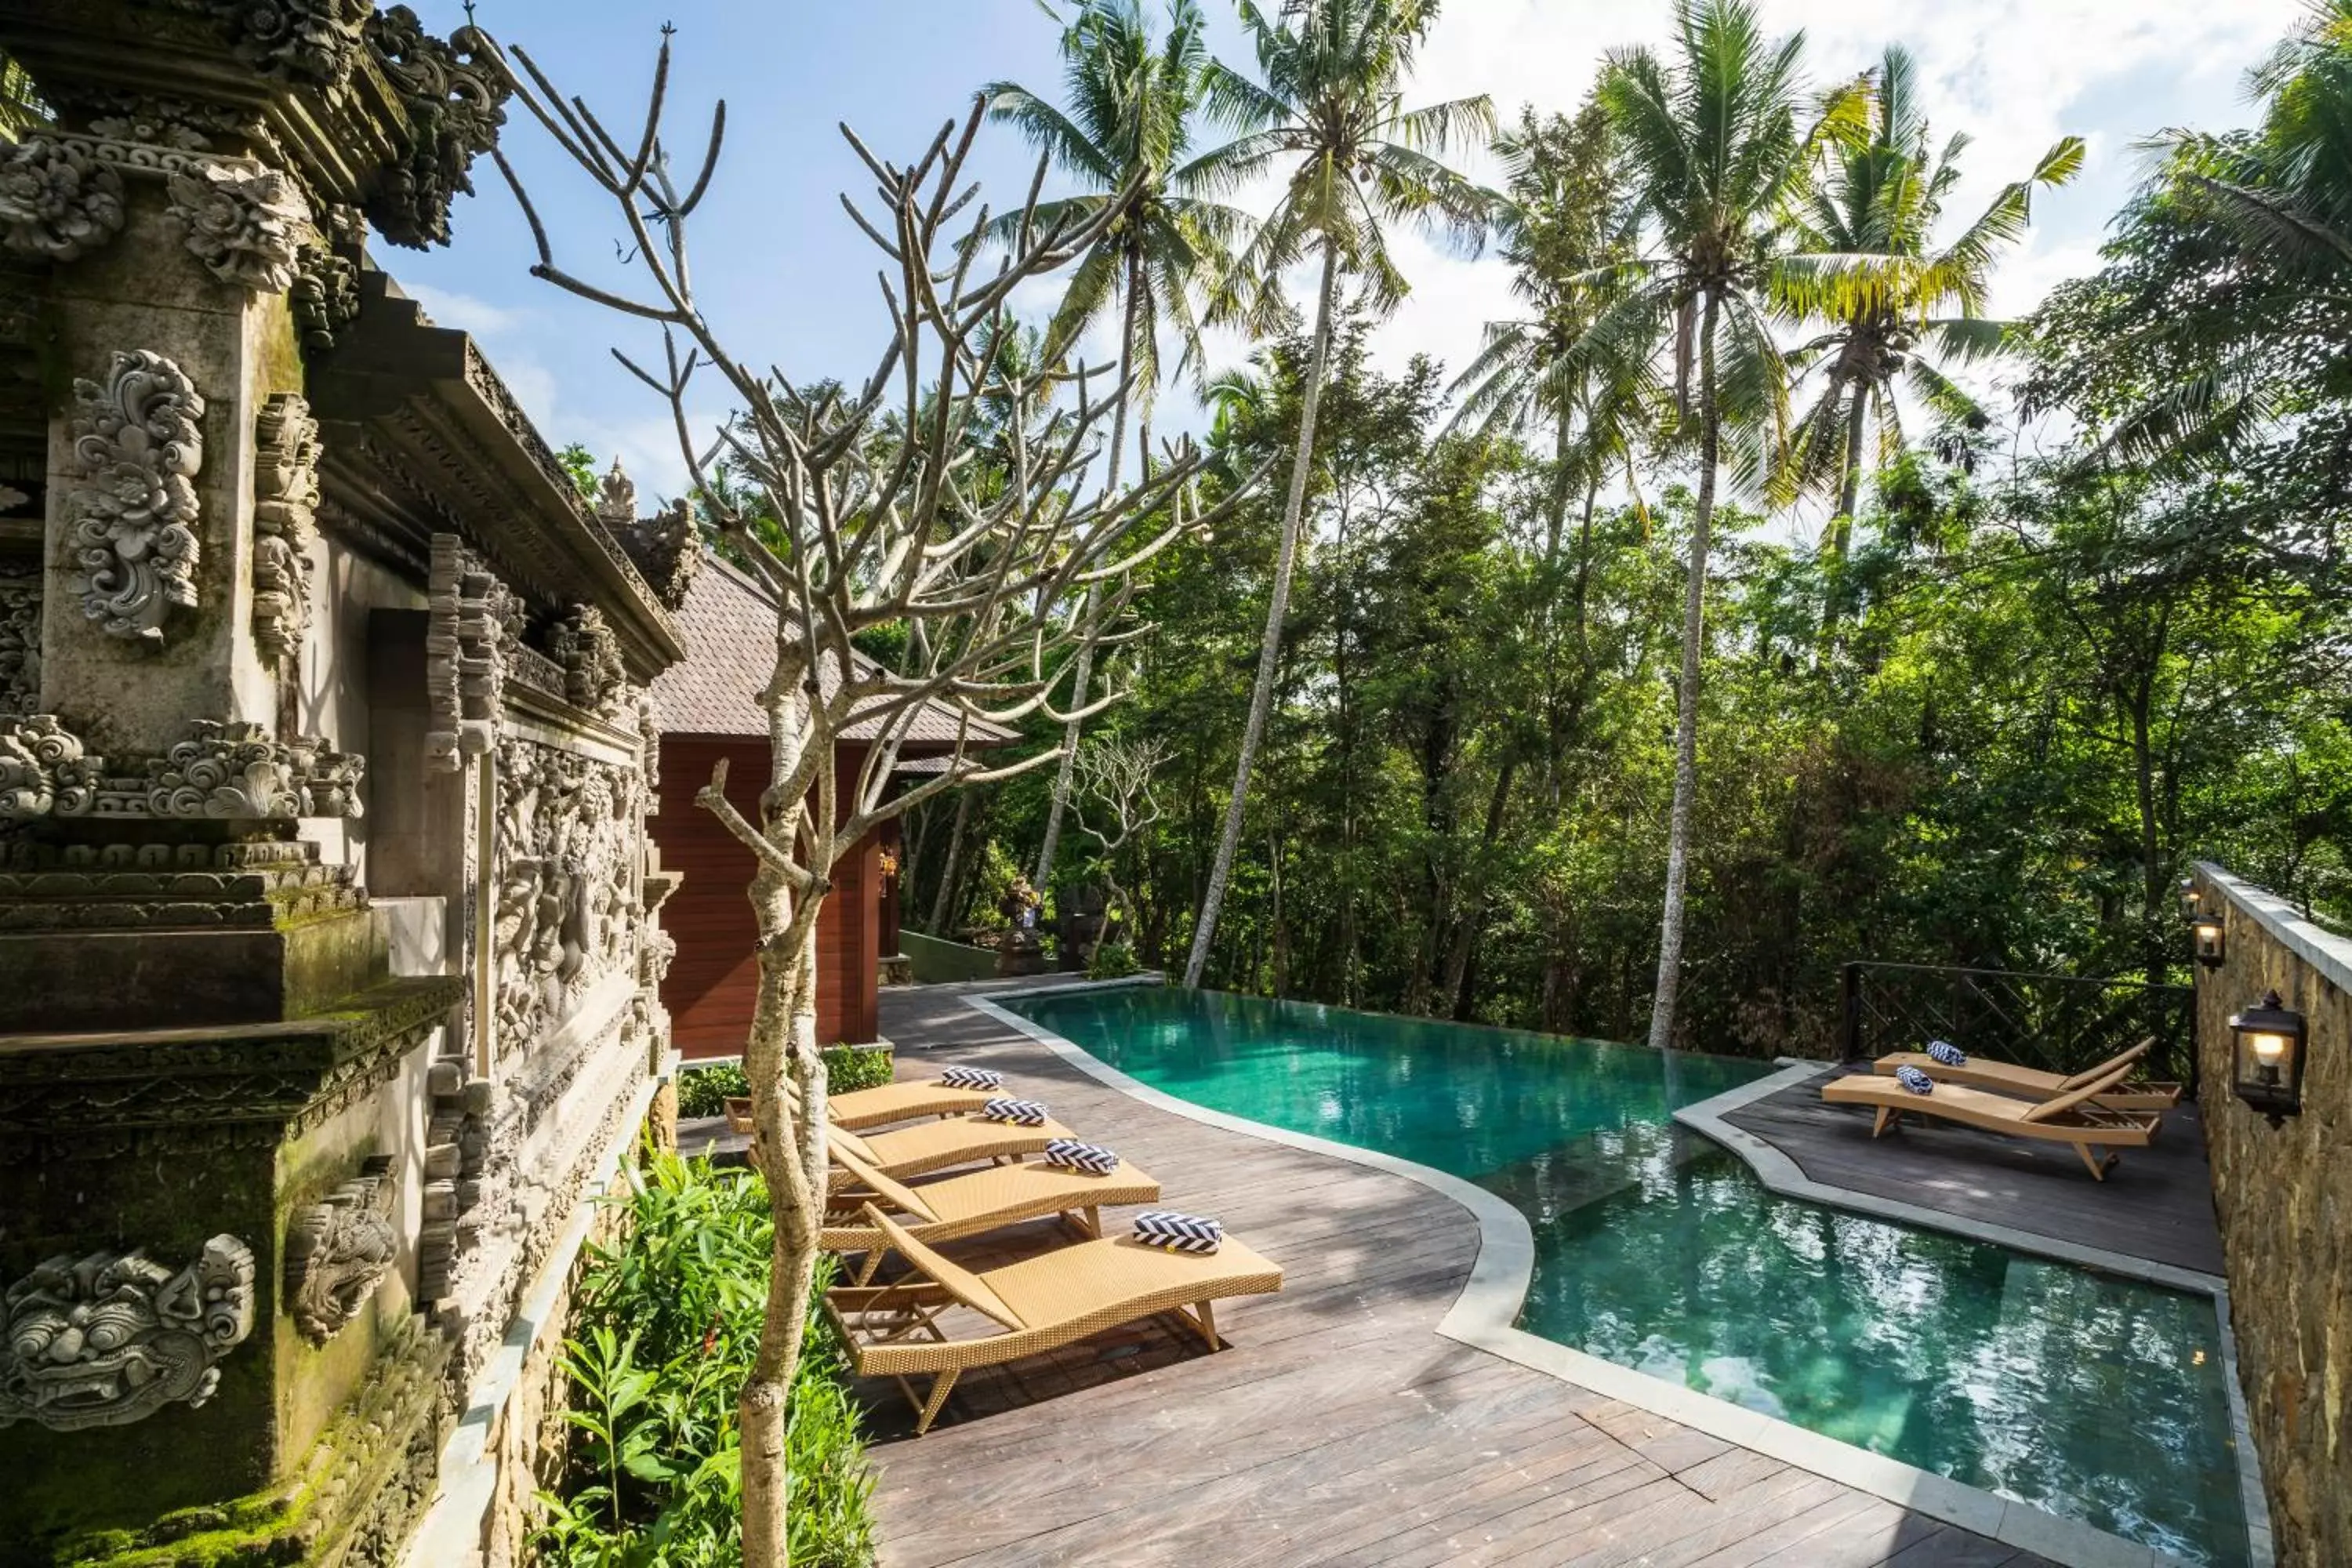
535 1155 877 1568
674 1062 748 1118
820 1044 893 1094
675 1045 892 1117
1086 937 1141 979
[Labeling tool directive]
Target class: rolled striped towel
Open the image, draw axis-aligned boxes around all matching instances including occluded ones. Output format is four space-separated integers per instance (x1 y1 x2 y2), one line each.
1925 1040 1966 1068
1043 1138 1120 1175
981 1096 1048 1126
1894 1065 1935 1095
939 1065 1004 1091
1134 1210 1223 1254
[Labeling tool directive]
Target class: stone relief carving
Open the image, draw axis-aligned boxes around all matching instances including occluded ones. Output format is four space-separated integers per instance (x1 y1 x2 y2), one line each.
252 394 321 665
285 1156 397 1345
363 8 512 249
491 735 641 1050
290 243 361 352
0 1235 256 1430
601 458 702 615
76 89 264 152
64 350 205 644
0 136 129 263
0 569 38 720
197 0 370 86
0 715 365 822
424 535 519 770
0 717 97 819
166 160 312 292
591 457 637 532
550 604 627 717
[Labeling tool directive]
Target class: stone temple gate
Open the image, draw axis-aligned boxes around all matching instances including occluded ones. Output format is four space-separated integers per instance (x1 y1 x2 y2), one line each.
0 4 694 1562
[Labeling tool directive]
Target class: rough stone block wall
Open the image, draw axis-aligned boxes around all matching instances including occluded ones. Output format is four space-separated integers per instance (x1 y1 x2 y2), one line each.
2194 866 2351 1567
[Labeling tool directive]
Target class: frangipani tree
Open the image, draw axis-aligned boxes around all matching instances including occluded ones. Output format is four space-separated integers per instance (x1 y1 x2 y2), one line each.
489 37 1267 1564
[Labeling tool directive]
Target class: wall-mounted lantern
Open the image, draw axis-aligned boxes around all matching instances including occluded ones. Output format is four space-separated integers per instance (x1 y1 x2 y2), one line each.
2228 990 2307 1127
2180 877 2202 924
2190 913 2227 970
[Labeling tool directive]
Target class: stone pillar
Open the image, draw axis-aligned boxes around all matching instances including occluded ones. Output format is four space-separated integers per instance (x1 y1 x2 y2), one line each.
38 172 302 756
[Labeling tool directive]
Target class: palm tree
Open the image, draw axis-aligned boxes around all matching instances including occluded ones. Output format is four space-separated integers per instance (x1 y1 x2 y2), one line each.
1776 44 2081 631
985 0 1247 892
1450 103 1652 807
1179 0 1494 989
1592 0 1863 1052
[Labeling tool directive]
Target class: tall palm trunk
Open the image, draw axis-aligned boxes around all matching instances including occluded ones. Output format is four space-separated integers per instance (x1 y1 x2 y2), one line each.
1819 385 1869 657
1034 252 1145 888
1646 289 1722 1054
1184 241 1341 988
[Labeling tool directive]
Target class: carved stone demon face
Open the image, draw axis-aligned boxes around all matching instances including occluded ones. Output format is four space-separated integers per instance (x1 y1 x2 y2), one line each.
0 1236 255 1431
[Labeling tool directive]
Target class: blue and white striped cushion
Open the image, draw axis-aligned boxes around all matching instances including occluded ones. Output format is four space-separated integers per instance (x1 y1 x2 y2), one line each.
1894 1065 1936 1095
1925 1040 1967 1068
1043 1138 1120 1175
939 1065 1004 1091
1134 1210 1223 1254
981 1096 1048 1126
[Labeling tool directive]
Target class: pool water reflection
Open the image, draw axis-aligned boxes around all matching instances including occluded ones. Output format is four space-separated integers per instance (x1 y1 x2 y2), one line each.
1004 985 2249 1567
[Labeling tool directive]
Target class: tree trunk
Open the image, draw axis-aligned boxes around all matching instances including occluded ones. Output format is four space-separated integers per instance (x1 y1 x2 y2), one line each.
1185 241 1341 988
1820 385 1870 658
735 674 833 1568
1444 756 1518 1020
1646 289 1722 1055
1033 251 1145 888
927 786 973 935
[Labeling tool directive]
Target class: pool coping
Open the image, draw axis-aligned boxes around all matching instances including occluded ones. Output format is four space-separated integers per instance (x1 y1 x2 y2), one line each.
968 990 2262 1568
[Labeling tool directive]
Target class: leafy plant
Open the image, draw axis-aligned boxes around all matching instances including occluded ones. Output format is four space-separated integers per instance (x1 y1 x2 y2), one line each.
1087 937 1142 978
675 1047 892 1116
535 1156 876 1568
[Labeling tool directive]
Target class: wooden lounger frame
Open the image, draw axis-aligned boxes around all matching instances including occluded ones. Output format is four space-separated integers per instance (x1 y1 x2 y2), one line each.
1870 1037 2183 1113
822 1143 1163 1284
1824 1058 2162 1181
825 1203 1282 1434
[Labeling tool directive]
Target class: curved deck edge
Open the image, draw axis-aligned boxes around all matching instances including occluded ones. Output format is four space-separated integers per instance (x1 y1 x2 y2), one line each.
968 993 2261 1568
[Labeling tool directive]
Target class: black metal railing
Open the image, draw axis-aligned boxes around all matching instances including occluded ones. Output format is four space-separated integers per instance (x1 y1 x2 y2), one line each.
1838 960 2197 1095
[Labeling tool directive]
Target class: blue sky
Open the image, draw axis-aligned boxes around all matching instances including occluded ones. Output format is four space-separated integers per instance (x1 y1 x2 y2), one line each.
397 0 2309 505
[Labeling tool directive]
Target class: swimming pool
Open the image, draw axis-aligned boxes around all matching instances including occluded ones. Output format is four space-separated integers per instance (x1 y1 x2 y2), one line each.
1000 985 2249 1568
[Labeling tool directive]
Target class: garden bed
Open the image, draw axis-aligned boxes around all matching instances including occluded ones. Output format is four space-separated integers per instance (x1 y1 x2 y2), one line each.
535 1154 877 1567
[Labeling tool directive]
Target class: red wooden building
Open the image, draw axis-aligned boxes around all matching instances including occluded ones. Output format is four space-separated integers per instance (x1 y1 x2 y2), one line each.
648 555 1012 1057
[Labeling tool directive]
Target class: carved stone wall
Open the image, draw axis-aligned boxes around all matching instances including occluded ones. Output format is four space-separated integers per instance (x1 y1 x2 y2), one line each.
252 392 321 666
423 533 516 769
0 1235 257 1430
0 565 36 718
63 349 205 645
490 733 641 1053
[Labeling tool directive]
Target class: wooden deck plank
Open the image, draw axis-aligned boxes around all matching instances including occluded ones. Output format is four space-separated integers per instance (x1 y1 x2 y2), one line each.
844 985 2056 1568
1723 1068 2225 1275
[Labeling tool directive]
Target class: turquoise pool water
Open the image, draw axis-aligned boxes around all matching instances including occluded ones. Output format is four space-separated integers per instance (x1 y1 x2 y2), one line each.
1003 985 2249 1568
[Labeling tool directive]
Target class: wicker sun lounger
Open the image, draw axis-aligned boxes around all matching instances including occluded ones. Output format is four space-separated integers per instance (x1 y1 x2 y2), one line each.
1870 1038 2182 1112
823 1142 1163 1283
1822 1059 2161 1180
827 1116 1079 1188
825 1203 1283 1433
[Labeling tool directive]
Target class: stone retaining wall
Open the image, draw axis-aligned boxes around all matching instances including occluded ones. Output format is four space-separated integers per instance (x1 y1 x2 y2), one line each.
2194 864 2352 1568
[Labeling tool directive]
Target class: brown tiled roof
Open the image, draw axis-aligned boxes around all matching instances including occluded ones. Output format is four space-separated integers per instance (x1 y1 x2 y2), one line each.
649 552 1020 750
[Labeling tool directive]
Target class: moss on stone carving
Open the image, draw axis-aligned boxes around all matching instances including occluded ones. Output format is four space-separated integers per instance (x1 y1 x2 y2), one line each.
45 1327 448 1568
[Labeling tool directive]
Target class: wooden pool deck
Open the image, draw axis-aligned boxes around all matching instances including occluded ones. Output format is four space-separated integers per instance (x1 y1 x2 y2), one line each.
847 984 2055 1568
1719 1066 2225 1278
